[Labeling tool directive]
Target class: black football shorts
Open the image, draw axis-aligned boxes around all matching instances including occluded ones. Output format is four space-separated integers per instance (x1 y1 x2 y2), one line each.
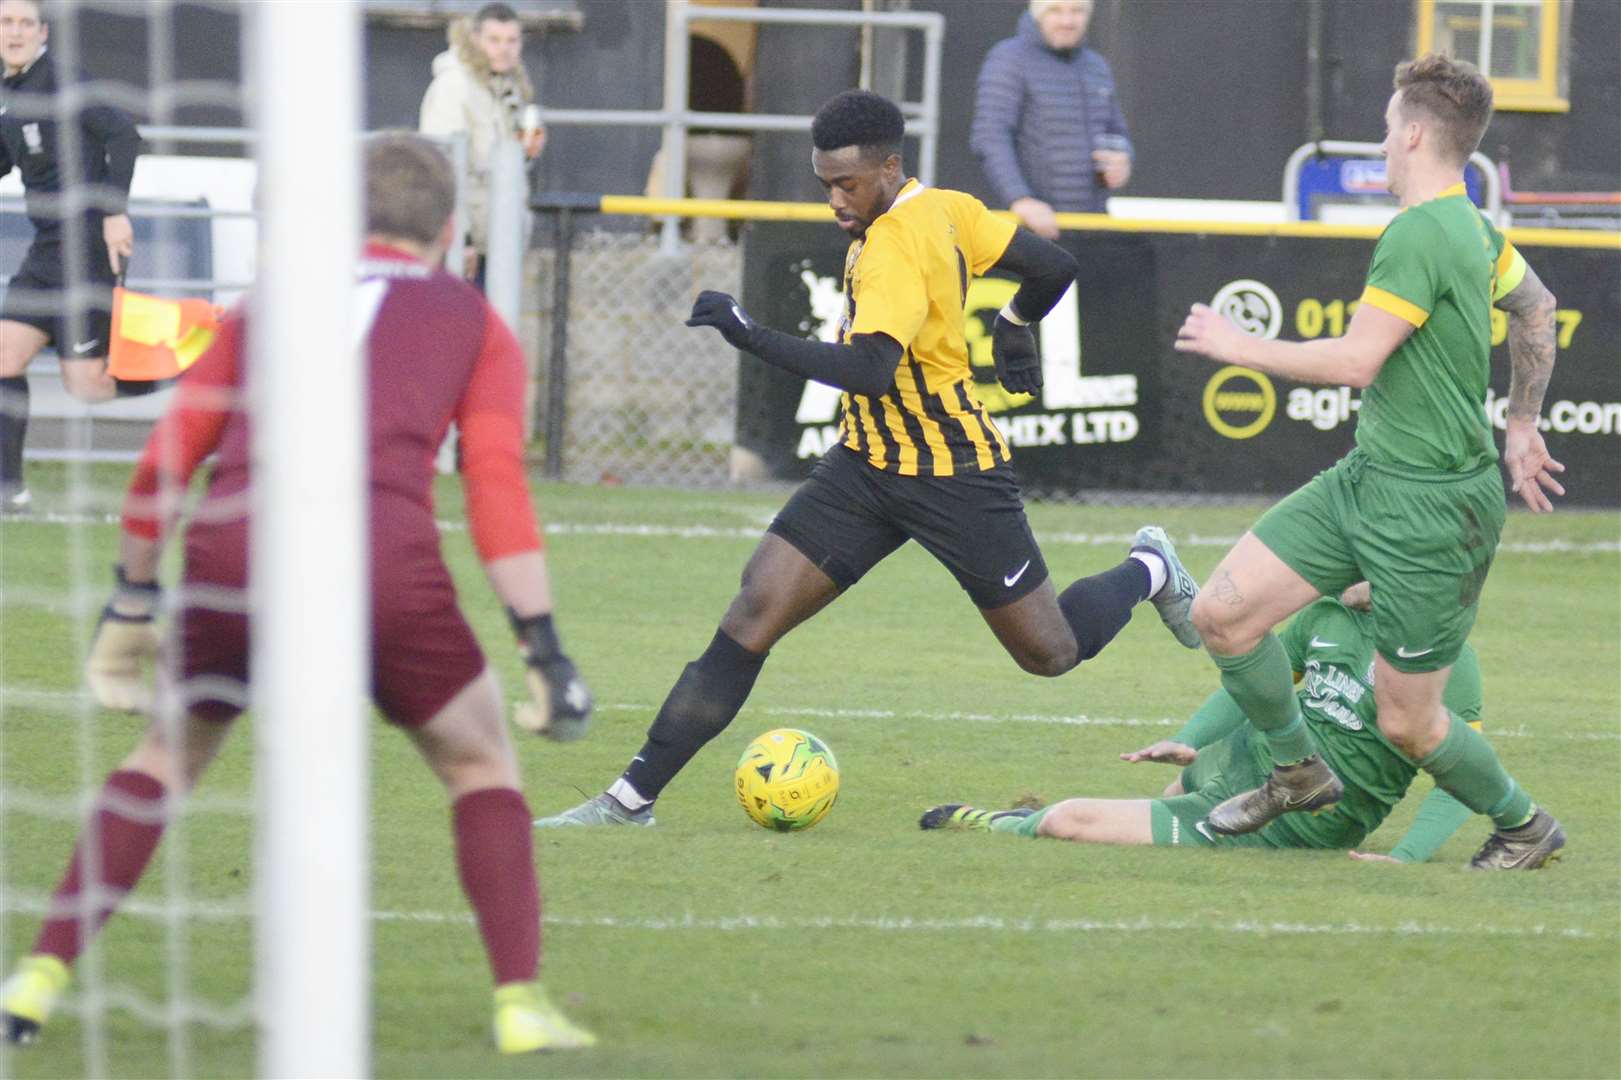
1 225 117 357
767 445 1048 609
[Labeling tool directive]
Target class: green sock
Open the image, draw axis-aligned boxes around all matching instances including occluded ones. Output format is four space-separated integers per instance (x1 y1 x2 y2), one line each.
990 807 1051 838
1416 715 1534 828
1211 633 1316 764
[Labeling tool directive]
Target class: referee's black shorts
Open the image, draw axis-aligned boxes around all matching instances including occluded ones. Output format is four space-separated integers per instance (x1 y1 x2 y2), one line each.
767 445 1049 609
1 223 117 358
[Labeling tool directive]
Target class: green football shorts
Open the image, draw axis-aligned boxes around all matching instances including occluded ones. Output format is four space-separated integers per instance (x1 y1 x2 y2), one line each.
1150 727 1283 848
1251 449 1506 673
1150 726 1366 850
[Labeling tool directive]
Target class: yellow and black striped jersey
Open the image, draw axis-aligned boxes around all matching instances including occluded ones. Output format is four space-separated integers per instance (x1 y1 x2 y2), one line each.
836 179 1017 476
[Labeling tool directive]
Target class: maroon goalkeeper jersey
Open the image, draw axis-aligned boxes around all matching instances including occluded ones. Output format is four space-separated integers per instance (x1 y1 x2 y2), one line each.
124 242 541 560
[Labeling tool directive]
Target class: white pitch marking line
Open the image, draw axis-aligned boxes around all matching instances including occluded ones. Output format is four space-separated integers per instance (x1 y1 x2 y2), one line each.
28 897 1608 939
2 690 1616 741
592 702 1620 740
389 911 1608 940
3 512 1616 554
525 523 1621 556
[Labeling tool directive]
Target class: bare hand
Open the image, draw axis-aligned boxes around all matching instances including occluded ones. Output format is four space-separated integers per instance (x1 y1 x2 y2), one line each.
103 213 134 276
1119 739 1197 766
1347 850 1403 865
1503 418 1565 512
1092 149 1131 189
463 247 481 280
1173 303 1249 365
1010 197 1060 241
522 127 546 160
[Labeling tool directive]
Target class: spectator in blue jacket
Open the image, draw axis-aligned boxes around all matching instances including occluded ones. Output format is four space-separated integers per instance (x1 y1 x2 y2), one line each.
971 0 1132 238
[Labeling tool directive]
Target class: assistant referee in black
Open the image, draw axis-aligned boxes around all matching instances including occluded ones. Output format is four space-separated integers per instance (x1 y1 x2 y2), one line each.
0 0 140 512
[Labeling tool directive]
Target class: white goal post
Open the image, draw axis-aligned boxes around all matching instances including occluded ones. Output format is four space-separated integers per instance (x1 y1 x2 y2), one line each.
248 2 368 1076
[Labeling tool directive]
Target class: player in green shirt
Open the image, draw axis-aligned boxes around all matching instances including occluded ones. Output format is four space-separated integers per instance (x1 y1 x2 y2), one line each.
921 584 1480 862
1170 54 1564 869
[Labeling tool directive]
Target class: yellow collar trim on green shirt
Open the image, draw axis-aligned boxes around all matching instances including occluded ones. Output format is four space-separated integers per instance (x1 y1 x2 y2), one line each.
1400 181 1470 216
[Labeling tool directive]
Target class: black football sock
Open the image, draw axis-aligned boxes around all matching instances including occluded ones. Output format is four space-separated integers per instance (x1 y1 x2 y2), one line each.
0 375 29 490
620 629 767 804
1057 559 1151 662
114 377 166 398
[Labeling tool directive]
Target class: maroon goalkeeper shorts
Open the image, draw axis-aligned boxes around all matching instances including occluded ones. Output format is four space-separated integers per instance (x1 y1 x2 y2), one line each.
178 509 486 728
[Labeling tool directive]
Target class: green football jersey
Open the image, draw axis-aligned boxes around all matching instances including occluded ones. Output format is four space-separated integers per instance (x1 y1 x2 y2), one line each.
1355 185 1526 472
1266 598 1483 844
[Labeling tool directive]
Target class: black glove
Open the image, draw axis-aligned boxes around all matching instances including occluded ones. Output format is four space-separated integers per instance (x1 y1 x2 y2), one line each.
685 290 759 351
507 610 593 742
991 314 1043 395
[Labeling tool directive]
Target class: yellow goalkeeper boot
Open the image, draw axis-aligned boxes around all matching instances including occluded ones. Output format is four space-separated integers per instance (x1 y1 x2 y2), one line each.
2 954 70 1045
493 981 597 1054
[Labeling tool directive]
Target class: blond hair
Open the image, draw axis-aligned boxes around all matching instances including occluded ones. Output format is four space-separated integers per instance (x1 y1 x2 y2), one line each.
1394 53 1494 164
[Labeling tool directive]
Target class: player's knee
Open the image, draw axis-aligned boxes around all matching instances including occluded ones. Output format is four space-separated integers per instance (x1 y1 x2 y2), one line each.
1188 592 1223 638
429 734 519 798
720 580 786 652
1190 593 1249 653
60 363 115 402
0 342 39 376
1037 799 1087 840
119 741 189 797
1011 641 1075 678
723 579 767 628
1375 707 1443 759
415 676 522 795
1027 648 1076 677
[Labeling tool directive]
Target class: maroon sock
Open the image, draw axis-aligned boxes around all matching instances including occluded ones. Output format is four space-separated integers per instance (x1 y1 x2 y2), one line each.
33 770 167 965
452 787 540 986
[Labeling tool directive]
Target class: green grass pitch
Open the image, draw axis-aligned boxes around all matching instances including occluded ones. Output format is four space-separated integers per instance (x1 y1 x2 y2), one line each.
2 464 1617 1078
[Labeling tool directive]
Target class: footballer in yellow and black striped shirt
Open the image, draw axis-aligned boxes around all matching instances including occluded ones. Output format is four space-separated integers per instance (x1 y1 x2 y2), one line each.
831 174 1019 476
545 90 1203 826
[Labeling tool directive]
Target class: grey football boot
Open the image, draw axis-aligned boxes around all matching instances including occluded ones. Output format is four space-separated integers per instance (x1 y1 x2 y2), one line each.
533 791 654 828
1131 525 1201 648
1468 807 1566 870
1205 754 1344 836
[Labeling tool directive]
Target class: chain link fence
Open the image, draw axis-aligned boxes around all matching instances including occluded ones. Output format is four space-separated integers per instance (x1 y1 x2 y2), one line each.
523 223 743 487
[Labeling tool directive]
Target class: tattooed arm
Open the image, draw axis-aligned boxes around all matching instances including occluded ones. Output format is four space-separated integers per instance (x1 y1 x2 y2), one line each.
1494 262 1564 512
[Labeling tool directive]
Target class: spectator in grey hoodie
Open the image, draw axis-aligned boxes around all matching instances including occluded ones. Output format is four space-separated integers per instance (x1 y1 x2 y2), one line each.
971 0 1132 238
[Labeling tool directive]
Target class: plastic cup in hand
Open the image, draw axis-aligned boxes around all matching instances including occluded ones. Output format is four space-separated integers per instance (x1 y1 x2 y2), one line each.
520 104 544 158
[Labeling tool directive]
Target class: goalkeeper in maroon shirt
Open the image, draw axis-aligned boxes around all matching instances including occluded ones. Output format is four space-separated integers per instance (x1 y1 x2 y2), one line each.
0 134 597 1055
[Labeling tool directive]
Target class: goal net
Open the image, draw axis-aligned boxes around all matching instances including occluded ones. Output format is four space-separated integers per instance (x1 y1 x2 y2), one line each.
0 2 365 1075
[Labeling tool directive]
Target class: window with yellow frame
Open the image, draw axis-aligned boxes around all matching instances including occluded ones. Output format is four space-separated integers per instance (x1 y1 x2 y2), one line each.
1416 0 1569 112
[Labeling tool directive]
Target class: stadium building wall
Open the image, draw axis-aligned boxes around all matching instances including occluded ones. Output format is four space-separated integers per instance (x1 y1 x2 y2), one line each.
66 2 1621 207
